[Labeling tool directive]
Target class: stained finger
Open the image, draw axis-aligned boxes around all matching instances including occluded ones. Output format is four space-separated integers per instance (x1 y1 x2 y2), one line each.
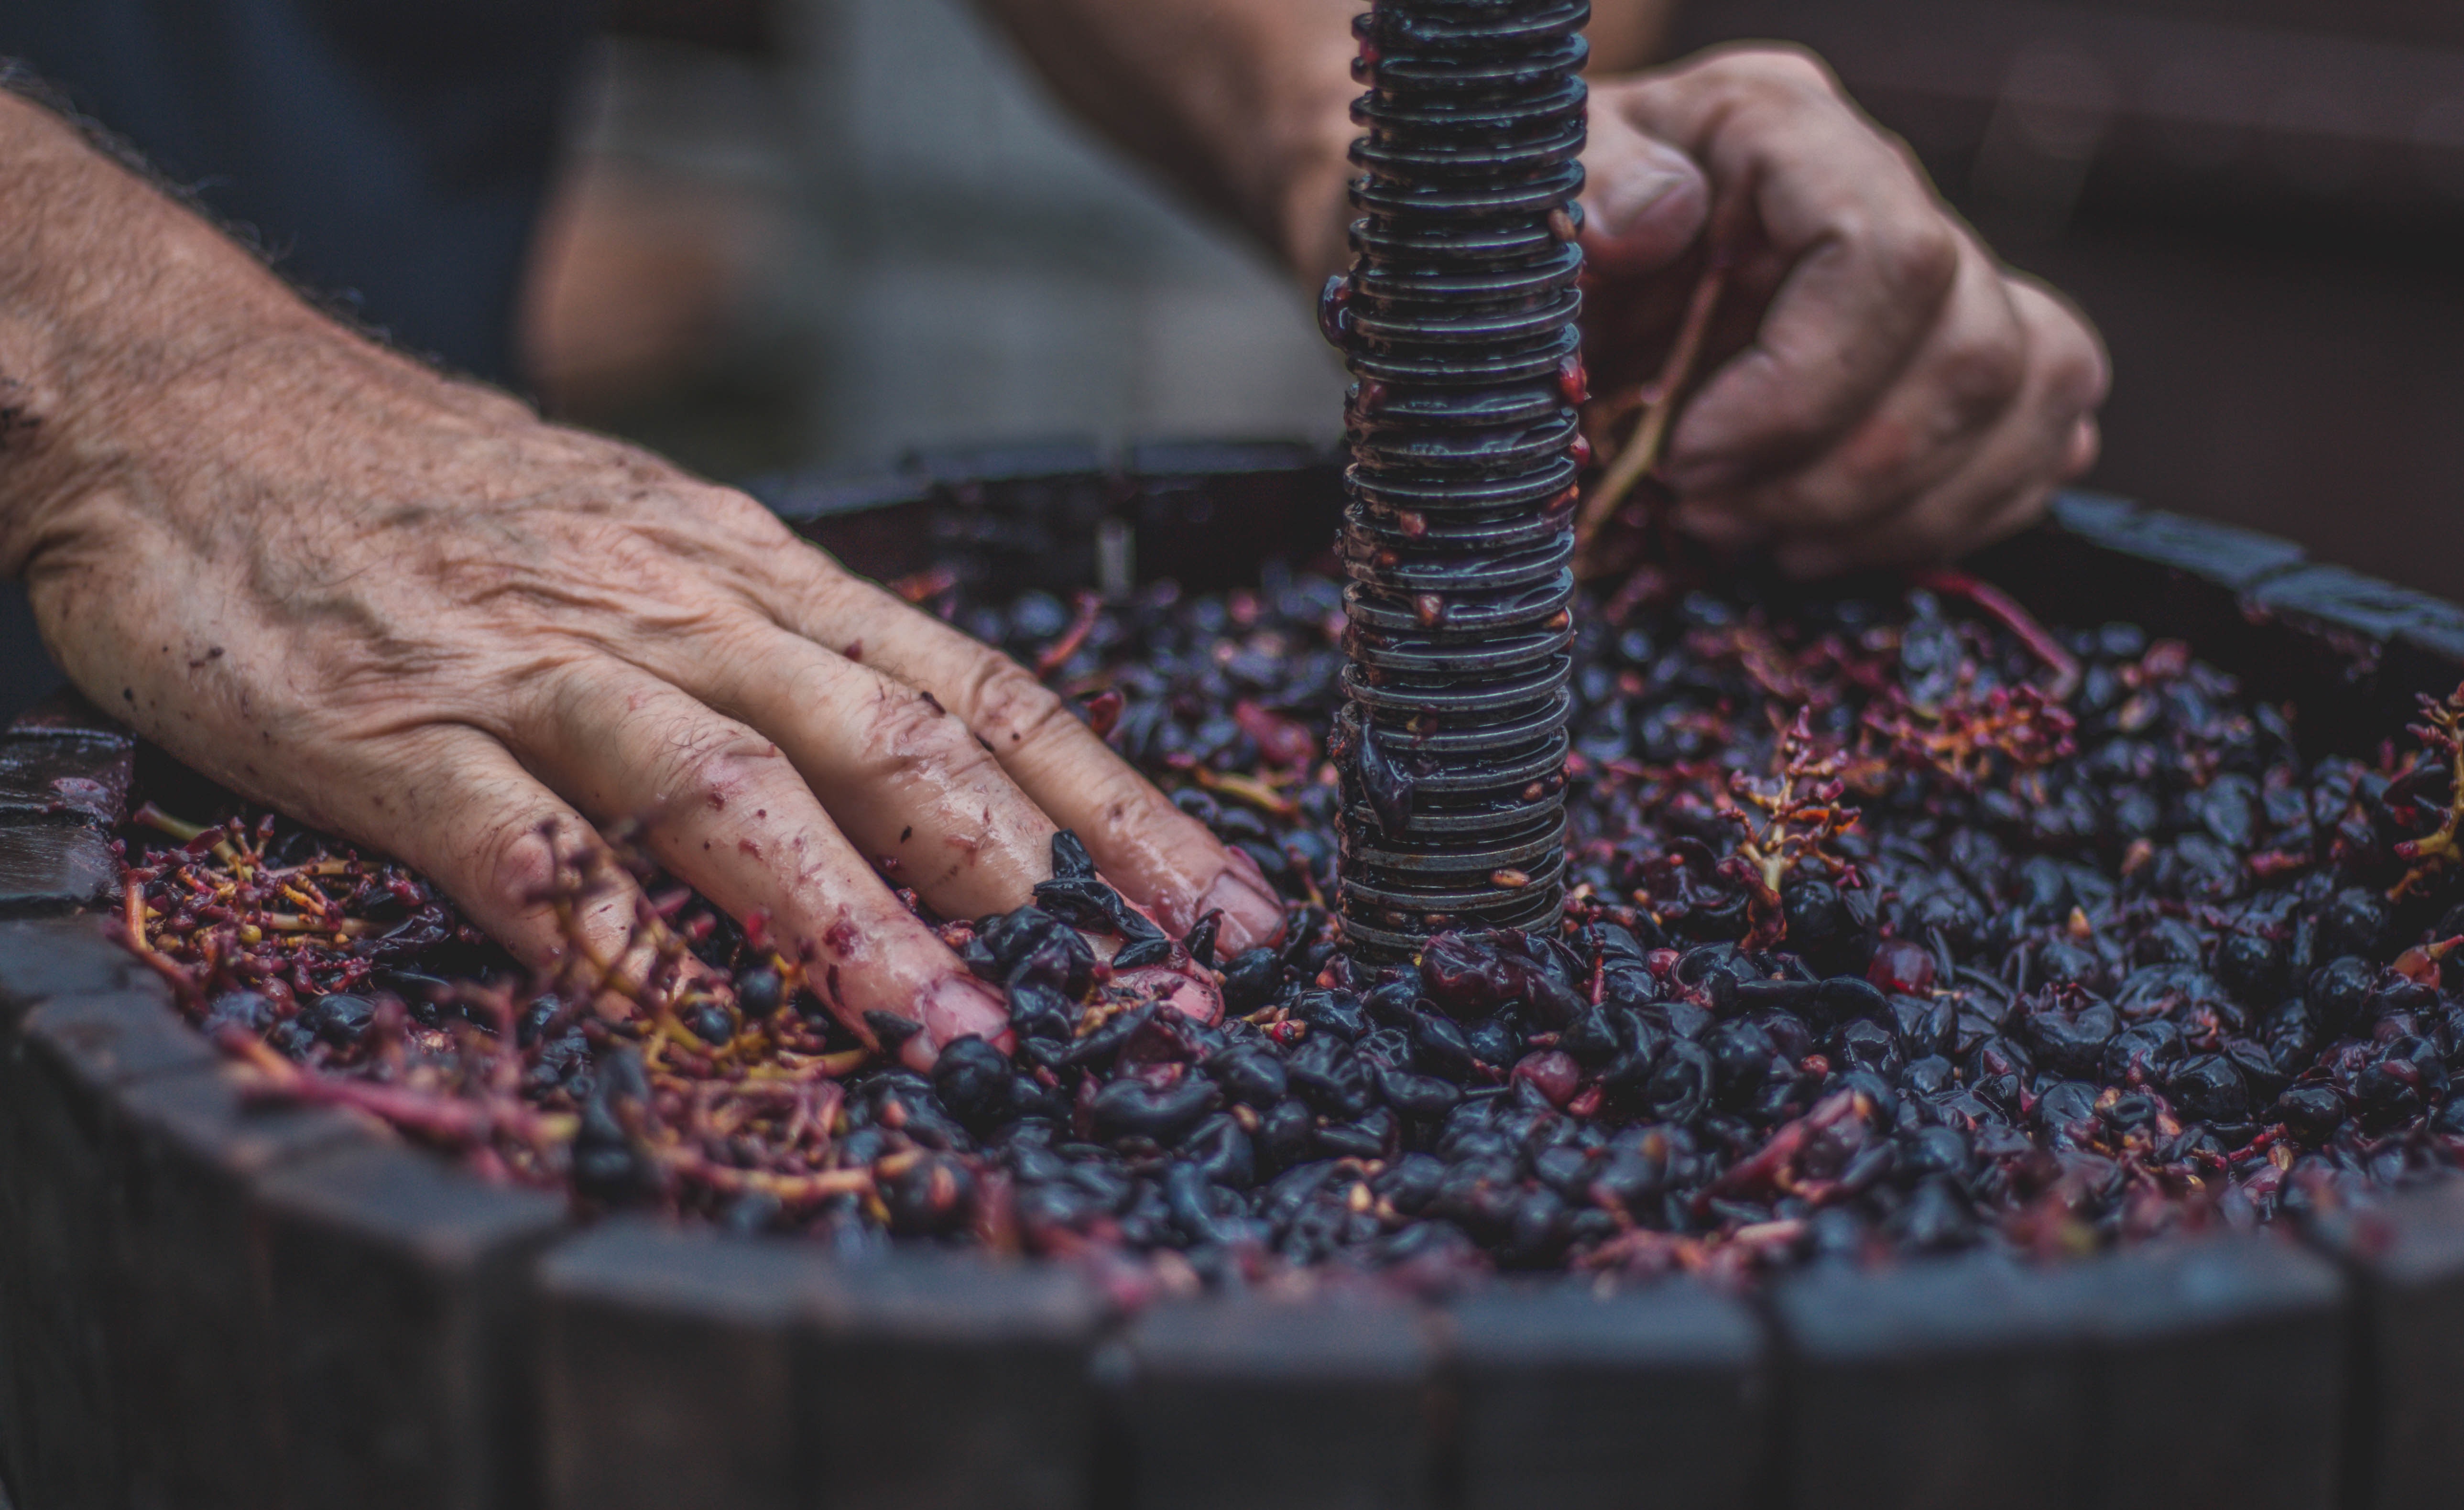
775 569 1289 953
517 667 1009 1068
319 725 666 1000
686 625 1060 922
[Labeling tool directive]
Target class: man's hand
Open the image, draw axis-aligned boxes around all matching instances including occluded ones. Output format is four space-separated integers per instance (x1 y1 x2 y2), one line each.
0 93 1282 1067
1575 46 2110 576
953 7 2105 574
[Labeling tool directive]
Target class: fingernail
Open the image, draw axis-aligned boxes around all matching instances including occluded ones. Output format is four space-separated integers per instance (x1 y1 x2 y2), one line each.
1590 140 1700 239
1203 850 1287 955
903 976 1011 1070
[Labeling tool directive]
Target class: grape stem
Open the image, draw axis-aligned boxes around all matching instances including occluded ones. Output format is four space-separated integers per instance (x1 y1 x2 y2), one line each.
1572 204 1741 566
1906 567 2082 702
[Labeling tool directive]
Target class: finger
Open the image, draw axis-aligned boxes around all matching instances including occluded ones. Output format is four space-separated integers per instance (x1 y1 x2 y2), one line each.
2062 414 2102 479
2019 269 2113 419
1668 495 1773 555
1769 281 2105 578
1607 47 1965 492
1777 478 2054 583
1577 95 1710 277
316 724 667 1002
683 622 1059 922
1693 235 2028 536
518 665 1009 1069
775 567 1288 953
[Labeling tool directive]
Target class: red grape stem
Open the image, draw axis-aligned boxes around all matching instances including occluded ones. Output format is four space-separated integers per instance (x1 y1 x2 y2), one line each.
1906 566 2082 702
2392 682 2464 900
1573 196 1746 568
1034 589 1105 678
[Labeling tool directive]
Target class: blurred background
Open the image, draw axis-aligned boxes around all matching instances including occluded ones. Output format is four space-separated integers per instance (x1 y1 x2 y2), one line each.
5 0 2464 715
528 0 1348 485
558 0 2464 600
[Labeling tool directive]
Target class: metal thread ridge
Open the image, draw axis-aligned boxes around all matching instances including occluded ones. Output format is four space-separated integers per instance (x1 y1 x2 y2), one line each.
1323 0 1590 960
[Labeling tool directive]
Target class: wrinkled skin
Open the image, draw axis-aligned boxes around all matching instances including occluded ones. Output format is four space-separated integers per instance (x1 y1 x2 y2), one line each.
25 358 1278 1064
0 89 1279 1066
1571 46 2111 575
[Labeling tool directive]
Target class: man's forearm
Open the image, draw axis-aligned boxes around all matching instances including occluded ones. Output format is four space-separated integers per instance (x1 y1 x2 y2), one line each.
975 0 1674 284
0 88 516 590
972 0 1361 281
0 91 298 560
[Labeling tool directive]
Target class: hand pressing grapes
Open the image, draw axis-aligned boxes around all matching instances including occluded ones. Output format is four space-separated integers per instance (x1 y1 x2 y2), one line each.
0 93 1280 1067
1572 46 2111 576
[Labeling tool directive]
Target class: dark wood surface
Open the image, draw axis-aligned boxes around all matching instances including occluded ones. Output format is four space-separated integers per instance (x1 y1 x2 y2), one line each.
1450 1282 1766 1510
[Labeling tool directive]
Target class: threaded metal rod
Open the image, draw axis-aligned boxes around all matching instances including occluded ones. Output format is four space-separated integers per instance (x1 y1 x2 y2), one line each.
1323 0 1590 961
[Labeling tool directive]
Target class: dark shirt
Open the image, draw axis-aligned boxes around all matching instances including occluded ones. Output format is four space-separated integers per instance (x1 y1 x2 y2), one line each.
0 0 596 384
0 1 594 716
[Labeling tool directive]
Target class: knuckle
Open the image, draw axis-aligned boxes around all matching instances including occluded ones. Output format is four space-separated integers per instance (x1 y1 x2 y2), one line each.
1873 221 1962 309
2064 419 2104 478
785 534 856 599
865 683 953 751
2051 328 2114 412
1698 42 1838 99
512 658 608 750
1934 322 2028 426
965 656 1073 755
473 815 566 913
2009 278 2113 411
866 683 995 776
659 719 785 814
1752 43 1841 96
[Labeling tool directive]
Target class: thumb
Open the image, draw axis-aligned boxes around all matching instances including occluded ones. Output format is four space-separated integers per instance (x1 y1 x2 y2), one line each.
1578 104 1711 277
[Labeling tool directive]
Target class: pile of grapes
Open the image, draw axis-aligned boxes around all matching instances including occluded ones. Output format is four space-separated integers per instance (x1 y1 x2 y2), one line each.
120 561 2464 1291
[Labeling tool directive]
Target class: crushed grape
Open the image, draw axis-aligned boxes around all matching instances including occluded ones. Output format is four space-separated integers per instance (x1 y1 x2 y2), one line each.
113 565 2464 1293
